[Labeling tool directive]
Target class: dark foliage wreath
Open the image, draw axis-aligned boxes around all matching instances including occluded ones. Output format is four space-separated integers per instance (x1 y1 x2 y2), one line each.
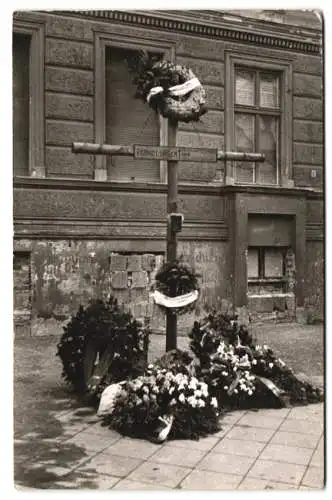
56 297 149 401
126 51 207 123
153 259 200 315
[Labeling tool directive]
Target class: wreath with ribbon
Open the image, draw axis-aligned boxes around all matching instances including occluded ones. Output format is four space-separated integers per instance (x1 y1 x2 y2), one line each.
152 259 200 315
127 51 207 123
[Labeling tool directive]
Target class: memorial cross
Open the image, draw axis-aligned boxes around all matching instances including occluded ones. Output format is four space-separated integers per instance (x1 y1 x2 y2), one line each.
72 120 264 352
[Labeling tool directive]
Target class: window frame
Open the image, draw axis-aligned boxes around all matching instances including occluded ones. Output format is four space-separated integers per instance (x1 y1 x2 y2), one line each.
225 50 293 187
94 31 175 183
13 19 45 178
247 246 288 283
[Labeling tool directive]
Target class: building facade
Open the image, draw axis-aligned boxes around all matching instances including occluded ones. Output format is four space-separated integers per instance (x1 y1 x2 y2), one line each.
13 9 324 336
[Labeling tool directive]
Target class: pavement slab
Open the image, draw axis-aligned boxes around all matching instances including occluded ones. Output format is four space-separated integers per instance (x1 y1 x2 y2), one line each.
197 450 256 476
212 437 266 458
238 477 297 490
179 469 242 490
104 437 161 460
258 443 314 466
113 478 171 490
126 461 191 488
75 451 143 478
236 412 285 429
246 458 307 486
150 445 206 468
270 430 321 449
226 425 276 443
300 466 325 489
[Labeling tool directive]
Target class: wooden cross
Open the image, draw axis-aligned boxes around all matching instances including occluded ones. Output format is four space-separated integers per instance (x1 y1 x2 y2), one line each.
72 120 264 352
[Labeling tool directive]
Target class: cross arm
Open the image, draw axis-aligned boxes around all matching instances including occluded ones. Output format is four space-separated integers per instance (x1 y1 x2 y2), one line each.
72 142 265 162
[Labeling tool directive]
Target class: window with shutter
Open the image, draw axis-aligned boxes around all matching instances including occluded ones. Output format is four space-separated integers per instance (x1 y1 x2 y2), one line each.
105 47 161 182
13 19 44 178
225 52 292 186
13 33 31 176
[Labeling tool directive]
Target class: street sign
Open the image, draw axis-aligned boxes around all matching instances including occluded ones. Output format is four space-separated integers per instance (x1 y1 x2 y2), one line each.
134 145 218 162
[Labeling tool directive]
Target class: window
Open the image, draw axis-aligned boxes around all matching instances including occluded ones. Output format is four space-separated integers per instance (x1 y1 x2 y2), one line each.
105 47 160 182
13 19 44 177
247 247 287 293
95 32 173 182
234 67 280 185
225 52 293 186
13 33 30 176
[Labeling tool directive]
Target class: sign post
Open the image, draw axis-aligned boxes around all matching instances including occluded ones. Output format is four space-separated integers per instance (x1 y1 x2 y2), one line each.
72 141 264 352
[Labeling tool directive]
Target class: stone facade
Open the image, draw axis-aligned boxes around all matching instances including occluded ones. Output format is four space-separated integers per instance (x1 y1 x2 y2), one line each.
13 9 324 335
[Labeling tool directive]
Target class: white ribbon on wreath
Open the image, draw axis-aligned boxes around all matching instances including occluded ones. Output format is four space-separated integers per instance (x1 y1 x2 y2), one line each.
151 289 199 308
147 77 202 103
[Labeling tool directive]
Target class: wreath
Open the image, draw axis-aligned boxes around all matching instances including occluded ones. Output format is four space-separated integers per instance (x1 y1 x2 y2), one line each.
152 259 200 315
126 51 207 123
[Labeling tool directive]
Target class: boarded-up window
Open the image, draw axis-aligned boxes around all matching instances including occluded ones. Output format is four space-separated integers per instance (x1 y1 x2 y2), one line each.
13 33 30 176
247 247 286 279
105 47 160 182
234 66 280 185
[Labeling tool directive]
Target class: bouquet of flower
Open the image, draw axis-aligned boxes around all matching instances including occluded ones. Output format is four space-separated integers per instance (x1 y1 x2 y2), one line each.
103 364 220 441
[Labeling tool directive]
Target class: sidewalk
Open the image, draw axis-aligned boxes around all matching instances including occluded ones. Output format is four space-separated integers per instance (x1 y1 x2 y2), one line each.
15 401 324 490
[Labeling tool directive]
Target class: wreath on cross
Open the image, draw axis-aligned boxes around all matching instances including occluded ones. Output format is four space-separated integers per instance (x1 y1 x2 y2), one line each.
152 259 201 315
127 51 207 123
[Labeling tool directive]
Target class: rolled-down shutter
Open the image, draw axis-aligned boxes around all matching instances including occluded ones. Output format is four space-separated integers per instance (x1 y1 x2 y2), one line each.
105 47 160 182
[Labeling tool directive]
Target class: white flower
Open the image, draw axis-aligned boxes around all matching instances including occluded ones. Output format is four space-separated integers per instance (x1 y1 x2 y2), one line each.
178 393 186 403
169 398 176 406
194 390 202 398
211 397 218 408
169 386 175 395
142 386 149 394
197 399 205 408
188 397 197 408
248 389 253 396
222 371 228 376
252 359 257 365
269 362 274 369
233 388 238 394
224 385 229 390
189 379 197 390
148 364 154 369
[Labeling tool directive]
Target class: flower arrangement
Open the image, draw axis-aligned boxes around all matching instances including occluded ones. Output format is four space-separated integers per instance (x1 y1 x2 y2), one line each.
101 361 220 441
153 258 200 315
56 297 149 399
189 311 323 408
126 50 207 123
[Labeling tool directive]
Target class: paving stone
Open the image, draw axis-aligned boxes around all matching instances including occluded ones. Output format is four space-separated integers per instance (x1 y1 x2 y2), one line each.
54 473 120 489
226 425 275 443
309 447 324 467
113 479 171 490
104 437 160 460
237 413 284 430
85 422 122 440
166 436 219 452
238 477 297 490
249 407 291 418
63 429 120 452
270 430 320 449
197 451 255 476
180 469 242 490
279 417 323 435
221 411 247 426
301 466 325 488
151 445 206 468
126 461 191 488
247 459 306 485
212 437 265 458
259 443 314 465
213 424 232 439
288 403 324 419
76 452 142 478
